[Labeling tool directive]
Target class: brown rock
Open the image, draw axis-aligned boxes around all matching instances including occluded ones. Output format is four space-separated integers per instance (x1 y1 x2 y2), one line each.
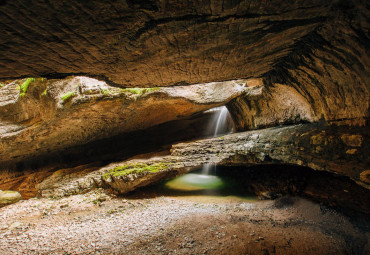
341 134 363 147
0 77 246 167
360 170 370 184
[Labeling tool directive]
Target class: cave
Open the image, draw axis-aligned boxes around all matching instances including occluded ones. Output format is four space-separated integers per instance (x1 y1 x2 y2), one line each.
0 0 369 254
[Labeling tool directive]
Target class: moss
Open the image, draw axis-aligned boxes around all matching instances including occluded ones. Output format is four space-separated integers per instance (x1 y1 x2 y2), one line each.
41 89 48 96
121 87 160 95
125 88 145 95
19 78 34 97
103 162 172 179
146 87 160 93
101 89 111 96
61 91 76 103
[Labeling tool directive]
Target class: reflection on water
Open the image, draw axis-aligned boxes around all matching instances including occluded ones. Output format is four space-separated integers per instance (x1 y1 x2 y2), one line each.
157 171 258 203
127 167 258 203
165 173 225 191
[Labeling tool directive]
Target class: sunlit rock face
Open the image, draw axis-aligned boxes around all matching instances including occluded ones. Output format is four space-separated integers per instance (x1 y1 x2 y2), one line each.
0 77 246 167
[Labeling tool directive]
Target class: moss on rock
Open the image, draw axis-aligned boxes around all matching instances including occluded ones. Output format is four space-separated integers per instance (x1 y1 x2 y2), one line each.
103 162 172 179
61 91 76 103
121 87 160 96
19 78 34 97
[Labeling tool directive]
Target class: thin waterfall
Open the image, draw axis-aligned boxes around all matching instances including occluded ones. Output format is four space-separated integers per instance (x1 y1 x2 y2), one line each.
201 106 234 175
205 106 234 138
213 106 233 137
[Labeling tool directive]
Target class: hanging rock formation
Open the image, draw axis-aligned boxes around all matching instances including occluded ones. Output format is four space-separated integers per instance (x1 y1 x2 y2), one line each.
0 77 246 167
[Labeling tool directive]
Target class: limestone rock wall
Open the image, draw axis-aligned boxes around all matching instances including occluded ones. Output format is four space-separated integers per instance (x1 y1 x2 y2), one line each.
228 18 370 131
0 77 246 167
228 81 317 130
0 0 368 135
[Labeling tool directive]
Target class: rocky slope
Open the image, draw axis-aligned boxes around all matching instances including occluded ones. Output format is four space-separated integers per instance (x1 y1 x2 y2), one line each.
0 77 246 167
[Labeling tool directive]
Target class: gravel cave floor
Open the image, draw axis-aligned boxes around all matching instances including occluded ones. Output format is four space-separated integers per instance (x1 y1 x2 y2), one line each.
0 186 369 255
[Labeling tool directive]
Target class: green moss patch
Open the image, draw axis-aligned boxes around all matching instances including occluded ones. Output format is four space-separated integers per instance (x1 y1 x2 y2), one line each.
103 162 172 179
121 87 160 95
61 91 76 103
101 89 111 96
19 78 34 97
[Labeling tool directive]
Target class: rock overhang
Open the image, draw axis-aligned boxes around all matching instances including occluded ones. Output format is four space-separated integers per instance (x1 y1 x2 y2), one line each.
0 0 367 88
0 76 249 167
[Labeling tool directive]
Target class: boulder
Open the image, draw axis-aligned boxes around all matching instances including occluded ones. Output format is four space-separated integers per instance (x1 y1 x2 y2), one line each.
0 190 22 207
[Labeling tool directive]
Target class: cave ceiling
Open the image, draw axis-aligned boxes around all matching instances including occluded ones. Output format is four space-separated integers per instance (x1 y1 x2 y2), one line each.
0 0 368 87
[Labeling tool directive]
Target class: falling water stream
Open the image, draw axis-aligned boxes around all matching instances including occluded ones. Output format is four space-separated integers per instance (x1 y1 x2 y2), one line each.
157 106 257 202
201 106 233 175
213 106 234 137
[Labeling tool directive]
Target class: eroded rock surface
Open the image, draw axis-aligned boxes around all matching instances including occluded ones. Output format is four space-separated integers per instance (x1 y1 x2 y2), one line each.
228 81 317 130
227 80 368 131
37 123 369 200
0 77 246 166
